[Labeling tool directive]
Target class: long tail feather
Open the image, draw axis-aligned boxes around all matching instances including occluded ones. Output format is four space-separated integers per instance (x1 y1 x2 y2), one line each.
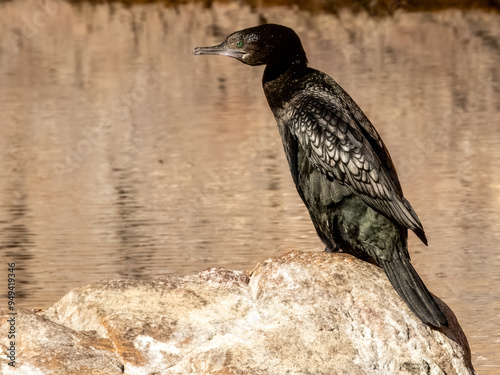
380 253 447 327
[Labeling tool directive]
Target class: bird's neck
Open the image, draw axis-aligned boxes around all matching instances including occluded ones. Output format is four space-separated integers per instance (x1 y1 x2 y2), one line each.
263 60 307 111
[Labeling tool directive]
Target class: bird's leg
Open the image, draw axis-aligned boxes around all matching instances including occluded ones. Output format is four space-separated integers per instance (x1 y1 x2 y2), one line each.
324 244 341 253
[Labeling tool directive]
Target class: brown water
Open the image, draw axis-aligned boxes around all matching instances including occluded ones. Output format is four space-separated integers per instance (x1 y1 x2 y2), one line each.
0 1 499 372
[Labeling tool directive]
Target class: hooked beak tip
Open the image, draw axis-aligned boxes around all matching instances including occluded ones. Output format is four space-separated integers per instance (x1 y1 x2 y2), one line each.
192 47 205 55
193 44 225 56
193 44 246 60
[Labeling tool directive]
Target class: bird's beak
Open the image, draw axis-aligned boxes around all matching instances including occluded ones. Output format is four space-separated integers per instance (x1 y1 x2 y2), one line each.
193 43 245 60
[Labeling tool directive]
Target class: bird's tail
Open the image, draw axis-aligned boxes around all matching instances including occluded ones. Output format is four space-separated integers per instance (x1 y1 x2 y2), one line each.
379 252 448 328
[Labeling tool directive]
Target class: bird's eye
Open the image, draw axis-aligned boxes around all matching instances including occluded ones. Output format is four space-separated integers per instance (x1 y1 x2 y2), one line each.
236 41 243 48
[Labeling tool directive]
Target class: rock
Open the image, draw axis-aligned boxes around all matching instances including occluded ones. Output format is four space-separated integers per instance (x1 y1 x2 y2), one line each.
0 251 475 375
0 307 124 375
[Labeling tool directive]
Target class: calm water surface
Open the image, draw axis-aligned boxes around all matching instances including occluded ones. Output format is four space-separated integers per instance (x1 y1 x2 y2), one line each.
0 1 499 372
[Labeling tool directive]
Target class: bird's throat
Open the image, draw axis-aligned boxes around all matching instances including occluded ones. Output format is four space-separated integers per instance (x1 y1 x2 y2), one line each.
263 62 306 111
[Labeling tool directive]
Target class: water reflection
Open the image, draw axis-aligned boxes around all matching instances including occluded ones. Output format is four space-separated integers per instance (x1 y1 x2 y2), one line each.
0 1 499 372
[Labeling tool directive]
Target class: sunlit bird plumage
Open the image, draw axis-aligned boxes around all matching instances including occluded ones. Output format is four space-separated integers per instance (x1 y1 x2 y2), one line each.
194 23 447 327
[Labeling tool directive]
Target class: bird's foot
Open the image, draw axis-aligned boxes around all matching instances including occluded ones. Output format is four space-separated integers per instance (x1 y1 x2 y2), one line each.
324 244 341 253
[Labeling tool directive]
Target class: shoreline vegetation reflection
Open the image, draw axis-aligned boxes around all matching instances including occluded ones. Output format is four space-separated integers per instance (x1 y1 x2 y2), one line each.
66 0 500 14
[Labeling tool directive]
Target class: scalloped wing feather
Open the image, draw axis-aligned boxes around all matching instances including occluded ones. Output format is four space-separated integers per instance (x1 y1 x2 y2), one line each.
289 95 427 245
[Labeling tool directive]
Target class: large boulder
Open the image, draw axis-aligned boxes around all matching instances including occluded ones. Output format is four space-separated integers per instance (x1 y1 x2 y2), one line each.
0 251 475 374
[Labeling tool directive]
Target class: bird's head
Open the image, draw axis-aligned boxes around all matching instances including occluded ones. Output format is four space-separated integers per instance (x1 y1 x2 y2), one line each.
193 24 307 67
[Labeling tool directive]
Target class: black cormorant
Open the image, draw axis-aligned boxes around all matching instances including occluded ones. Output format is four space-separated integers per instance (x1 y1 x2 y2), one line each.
194 24 447 327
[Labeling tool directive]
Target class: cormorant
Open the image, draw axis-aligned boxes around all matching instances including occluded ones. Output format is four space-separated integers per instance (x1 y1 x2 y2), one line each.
194 24 447 327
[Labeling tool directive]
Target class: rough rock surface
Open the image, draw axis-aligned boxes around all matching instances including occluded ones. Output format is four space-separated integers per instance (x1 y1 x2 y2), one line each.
0 251 475 375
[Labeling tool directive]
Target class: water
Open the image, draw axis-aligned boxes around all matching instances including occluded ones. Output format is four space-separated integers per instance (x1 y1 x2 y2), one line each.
0 1 499 372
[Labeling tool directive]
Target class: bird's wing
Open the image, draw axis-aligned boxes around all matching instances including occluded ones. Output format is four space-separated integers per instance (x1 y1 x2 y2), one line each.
289 94 427 245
